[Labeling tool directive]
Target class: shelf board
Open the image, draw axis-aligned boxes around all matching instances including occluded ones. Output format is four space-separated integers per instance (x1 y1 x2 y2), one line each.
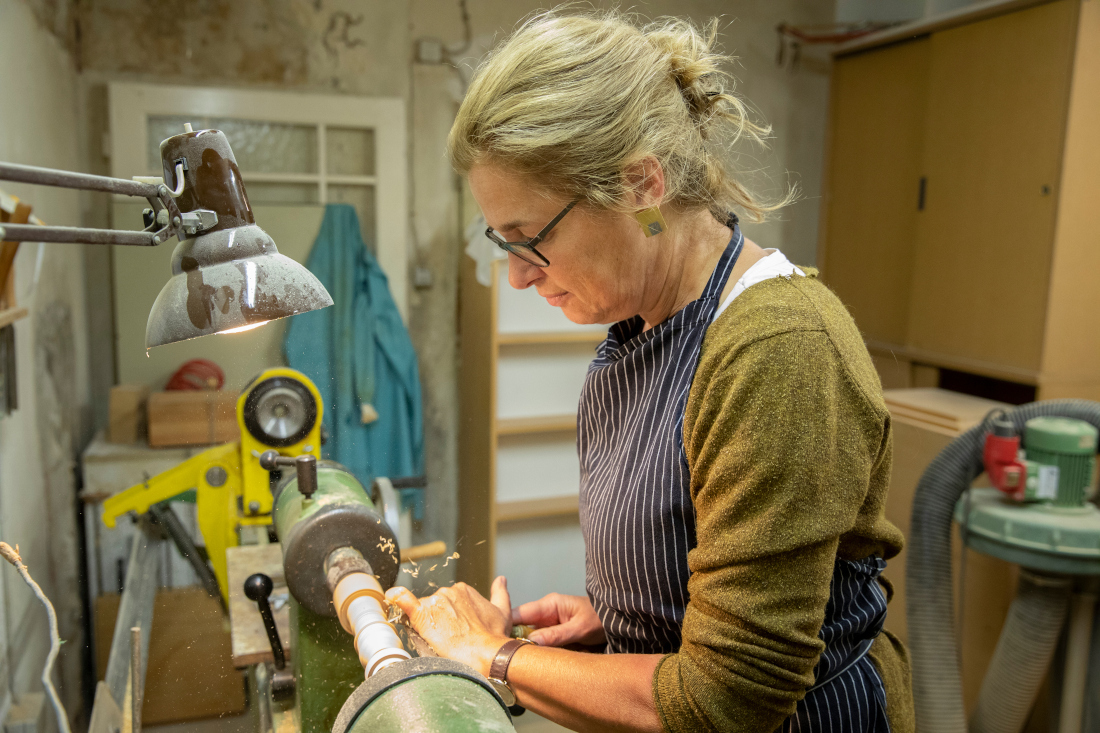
0 307 28 329
496 414 577 436
497 330 605 346
496 494 579 523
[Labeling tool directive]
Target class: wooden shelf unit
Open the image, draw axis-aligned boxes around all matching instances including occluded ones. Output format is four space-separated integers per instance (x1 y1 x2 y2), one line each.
496 414 578 436
498 330 606 346
820 0 1100 400
459 257 598 596
496 494 580 523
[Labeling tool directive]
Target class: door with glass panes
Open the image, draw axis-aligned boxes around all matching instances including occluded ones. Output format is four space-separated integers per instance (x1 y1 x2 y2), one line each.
107 82 407 392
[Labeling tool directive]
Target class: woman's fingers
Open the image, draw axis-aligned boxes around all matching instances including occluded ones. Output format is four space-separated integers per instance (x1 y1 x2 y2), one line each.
386 586 422 623
489 576 513 628
513 593 565 627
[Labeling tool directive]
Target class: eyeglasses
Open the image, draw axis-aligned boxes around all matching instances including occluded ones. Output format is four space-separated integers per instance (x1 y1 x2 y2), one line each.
485 199 579 267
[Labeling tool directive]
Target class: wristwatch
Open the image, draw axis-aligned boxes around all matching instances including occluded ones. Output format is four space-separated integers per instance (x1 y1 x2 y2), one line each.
487 638 535 707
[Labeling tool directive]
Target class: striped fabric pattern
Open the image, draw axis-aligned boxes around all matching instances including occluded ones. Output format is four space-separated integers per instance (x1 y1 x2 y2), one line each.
577 222 891 730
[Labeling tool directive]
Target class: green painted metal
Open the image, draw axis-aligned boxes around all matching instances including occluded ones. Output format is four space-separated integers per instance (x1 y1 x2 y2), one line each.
1024 417 1098 507
273 463 377 539
956 488 1100 574
344 675 515 733
291 598 367 733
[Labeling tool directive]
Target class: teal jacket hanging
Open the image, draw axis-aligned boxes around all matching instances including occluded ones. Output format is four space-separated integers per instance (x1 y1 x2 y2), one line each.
284 204 423 496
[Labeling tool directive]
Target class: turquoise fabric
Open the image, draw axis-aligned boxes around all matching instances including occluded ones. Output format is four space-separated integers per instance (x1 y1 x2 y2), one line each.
284 204 423 500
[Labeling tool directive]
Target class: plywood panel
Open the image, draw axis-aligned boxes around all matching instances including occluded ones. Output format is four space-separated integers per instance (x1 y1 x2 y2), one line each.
497 343 595 419
1039 0 1100 399
907 0 1078 371
496 516 587 605
885 395 1019 714
497 433 580 503
457 255 496 594
497 265 606 336
821 38 930 345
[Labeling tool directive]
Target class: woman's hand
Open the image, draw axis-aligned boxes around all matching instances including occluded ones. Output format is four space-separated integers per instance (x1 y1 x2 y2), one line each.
514 593 606 648
385 576 513 677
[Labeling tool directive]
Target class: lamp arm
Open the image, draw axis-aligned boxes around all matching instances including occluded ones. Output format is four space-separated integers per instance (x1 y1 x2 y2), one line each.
0 161 159 198
0 160 194 246
0 222 156 246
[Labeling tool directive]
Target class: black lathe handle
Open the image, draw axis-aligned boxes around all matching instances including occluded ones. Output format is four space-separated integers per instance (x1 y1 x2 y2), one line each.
244 573 286 670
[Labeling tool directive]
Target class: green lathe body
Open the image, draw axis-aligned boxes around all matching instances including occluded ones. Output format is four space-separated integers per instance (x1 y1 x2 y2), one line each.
291 599 366 732
271 460 514 732
344 674 514 733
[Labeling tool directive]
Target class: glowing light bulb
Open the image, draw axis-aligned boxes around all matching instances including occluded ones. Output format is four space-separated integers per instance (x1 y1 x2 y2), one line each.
218 321 269 335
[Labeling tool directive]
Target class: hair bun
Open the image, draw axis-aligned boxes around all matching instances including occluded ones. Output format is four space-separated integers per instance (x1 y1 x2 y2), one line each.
646 19 725 128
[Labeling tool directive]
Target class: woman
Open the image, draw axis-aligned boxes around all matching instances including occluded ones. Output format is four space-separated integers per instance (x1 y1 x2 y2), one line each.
386 10 914 732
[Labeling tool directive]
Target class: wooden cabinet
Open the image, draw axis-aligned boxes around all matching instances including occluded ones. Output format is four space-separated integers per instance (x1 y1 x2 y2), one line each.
821 0 1100 399
457 255 602 602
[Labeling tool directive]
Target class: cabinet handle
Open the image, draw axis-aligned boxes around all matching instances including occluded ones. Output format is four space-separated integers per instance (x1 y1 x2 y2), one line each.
918 176 927 211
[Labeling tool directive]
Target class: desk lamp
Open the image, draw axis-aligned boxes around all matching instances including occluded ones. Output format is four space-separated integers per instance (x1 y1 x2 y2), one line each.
0 125 333 347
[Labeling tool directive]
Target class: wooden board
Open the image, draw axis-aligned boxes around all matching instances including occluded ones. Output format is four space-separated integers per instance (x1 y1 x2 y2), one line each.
95 587 246 726
108 384 149 445
147 390 239 447
457 255 497 594
883 387 1008 435
226 543 292 668
497 494 579 523
906 0 1078 372
882 390 1018 714
1039 0 1100 402
819 37 930 346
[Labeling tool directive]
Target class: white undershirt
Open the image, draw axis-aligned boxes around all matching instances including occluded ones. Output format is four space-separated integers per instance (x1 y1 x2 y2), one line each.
712 249 805 321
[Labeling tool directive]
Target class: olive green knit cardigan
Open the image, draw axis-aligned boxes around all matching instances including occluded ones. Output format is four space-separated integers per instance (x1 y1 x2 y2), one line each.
652 270 915 733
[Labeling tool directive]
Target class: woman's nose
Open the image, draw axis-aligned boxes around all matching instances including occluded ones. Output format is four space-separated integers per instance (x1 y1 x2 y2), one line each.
507 253 543 289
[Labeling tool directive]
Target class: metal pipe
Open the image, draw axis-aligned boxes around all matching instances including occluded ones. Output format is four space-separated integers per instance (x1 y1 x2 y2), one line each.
0 223 157 246
0 161 160 198
1059 591 1097 733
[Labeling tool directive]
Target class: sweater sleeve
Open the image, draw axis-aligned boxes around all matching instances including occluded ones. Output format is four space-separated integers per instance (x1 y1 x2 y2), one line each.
653 328 887 732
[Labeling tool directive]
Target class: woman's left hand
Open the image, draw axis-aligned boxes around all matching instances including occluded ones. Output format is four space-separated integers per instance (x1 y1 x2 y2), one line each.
385 576 514 677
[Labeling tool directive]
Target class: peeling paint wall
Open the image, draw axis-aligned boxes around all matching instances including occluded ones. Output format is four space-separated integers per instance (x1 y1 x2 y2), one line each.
11 0 835 643
69 0 835 598
1 2 90 727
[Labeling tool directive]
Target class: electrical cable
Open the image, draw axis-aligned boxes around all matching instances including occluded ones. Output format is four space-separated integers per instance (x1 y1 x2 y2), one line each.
0 541 72 733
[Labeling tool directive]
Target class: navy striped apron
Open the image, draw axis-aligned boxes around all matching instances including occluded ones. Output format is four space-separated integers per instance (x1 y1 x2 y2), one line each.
577 221 890 731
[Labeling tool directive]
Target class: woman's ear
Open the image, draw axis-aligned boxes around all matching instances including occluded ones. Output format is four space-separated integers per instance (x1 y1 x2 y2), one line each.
623 156 666 209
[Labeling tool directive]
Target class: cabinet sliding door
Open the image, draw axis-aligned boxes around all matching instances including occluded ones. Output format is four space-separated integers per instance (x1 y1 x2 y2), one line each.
907 0 1078 374
821 38 930 348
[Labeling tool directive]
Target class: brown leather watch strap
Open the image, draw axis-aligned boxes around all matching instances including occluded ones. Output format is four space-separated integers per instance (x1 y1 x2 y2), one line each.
489 638 533 683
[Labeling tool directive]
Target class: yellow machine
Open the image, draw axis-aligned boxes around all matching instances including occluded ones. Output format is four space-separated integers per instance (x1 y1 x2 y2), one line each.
101 367 324 600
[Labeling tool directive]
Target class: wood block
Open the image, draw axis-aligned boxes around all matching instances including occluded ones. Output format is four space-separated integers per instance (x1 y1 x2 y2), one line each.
147 390 238 447
107 385 149 444
226 544 292 668
95 587 246 726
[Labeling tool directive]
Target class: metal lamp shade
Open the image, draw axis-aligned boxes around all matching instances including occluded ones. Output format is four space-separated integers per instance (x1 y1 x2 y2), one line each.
146 127 332 348
145 224 332 348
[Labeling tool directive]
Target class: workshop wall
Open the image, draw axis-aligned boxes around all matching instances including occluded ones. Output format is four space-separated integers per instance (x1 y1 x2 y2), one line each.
27 0 836 601
0 1 91 727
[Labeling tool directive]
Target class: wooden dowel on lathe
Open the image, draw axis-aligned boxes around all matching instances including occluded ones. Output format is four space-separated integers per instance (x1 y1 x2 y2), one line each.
400 541 447 564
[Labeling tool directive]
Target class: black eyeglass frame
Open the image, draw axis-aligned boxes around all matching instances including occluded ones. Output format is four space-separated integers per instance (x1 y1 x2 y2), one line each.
485 198 579 267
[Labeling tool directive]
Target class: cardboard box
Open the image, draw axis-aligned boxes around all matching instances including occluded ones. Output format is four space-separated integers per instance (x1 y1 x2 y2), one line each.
95 587 246 725
107 384 149 444
147 390 239 447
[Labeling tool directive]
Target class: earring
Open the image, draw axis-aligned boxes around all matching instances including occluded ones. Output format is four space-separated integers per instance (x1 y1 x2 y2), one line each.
635 207 668 237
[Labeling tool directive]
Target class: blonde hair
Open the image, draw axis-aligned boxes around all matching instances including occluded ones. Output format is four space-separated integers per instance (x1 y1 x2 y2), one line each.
448 9 789 223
